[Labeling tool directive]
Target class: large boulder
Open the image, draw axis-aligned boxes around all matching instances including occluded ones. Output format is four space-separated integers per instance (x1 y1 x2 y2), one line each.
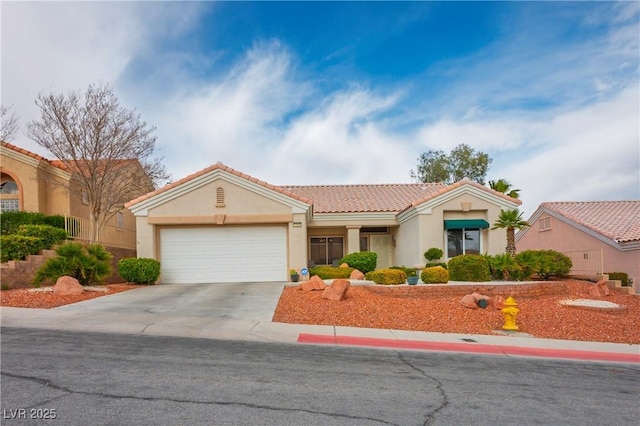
491 295 506 310
53 276 84 296
588 280 611 297
299 275 326 291
349 269 365 280
323 279 351 301
460 294 478 309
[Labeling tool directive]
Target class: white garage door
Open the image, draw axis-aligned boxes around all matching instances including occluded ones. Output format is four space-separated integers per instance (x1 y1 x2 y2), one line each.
160 226 287 283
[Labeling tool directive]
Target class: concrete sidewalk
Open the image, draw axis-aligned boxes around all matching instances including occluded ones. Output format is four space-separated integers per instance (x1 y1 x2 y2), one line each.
2 305 638 364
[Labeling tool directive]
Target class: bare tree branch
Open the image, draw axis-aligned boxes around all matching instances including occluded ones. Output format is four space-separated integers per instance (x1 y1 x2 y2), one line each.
26 83 171 242
1 105 20 141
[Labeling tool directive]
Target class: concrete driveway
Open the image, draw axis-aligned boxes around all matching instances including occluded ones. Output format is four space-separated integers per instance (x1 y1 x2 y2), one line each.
56 282 285 321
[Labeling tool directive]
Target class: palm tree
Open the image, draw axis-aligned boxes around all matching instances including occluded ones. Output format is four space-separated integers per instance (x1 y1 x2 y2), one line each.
489 179 521 199
491 209 530 257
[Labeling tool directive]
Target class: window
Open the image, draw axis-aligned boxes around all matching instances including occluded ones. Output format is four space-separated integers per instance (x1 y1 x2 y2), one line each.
116 212 124 230
538 216 551 231
447 228 481 258
310 237 344 265
360 236 368 251
0 181 18 194
1 199 19 212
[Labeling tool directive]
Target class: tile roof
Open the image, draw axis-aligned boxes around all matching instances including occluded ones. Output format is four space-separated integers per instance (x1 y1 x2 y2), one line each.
1 141 69 172
125 162 313 208
542 201 640 243
284 183 448 213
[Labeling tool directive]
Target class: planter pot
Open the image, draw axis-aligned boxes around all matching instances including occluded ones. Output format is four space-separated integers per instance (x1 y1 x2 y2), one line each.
407 276 419 285
290 274 300 283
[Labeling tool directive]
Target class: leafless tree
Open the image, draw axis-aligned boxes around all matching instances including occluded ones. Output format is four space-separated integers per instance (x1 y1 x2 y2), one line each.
27 83 171 242
1 105 20 141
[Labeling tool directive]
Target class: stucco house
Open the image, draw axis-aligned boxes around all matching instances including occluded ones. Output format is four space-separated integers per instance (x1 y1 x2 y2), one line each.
125 162 521 284
0 141 141 250
515 201 640 292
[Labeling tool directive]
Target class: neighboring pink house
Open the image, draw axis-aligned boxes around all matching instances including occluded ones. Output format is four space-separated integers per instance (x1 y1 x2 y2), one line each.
515 201 640 293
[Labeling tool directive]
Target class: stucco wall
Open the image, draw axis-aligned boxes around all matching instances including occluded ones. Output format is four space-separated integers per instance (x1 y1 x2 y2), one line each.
517 215 640 289
395 215 421 268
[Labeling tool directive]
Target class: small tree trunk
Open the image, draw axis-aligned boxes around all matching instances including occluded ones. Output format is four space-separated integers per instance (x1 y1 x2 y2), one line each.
506 228 516 257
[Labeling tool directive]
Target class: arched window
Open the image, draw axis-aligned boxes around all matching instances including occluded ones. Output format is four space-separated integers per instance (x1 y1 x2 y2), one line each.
0 181 18 194
0 177 20 212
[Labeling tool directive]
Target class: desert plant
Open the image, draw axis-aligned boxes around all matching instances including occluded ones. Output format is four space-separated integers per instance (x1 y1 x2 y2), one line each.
365 268 406 285
309 266 354 279
33 242 112 286
16 224 67 248
424 247 444 262
390 266 417 276
340 251 377 274
448 254 491 282
488 253 523 280
118 258 161 284
491 208 530 257
515 250 572 280
421 265 449 283
0 235 47 263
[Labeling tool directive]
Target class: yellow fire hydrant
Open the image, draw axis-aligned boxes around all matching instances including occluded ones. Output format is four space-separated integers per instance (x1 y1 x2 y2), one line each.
501 296 520 331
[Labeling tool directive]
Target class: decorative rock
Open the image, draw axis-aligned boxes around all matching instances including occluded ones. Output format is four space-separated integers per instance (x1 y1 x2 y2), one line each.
349 269 365 280
53 276 84 296
491 295 505 310
588 280 611 297
339 263 349 268
323 279 351 301
471 292 491 303
299 275 326 291
460 294 478 309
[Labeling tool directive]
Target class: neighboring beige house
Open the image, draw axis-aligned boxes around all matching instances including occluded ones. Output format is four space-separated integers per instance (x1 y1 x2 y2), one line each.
0 141 140 250
125 162 521 284
516 201 640 292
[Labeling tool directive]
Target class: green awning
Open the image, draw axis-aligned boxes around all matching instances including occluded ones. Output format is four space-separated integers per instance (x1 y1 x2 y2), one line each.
444 219 490 230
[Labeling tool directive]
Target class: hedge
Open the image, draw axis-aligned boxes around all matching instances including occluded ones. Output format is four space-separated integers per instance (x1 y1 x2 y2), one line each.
340 251 377 274
365 268 406 285
448 254 491 282
309 266 354 279
118 258 161 284
17 224 67 248
0 235 46 263
421 266 449 284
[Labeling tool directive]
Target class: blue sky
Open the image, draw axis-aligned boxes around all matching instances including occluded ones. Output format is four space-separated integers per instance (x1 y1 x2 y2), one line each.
2 1 639 217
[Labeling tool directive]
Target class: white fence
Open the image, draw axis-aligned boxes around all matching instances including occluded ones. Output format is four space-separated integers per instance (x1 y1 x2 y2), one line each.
64 215 134 249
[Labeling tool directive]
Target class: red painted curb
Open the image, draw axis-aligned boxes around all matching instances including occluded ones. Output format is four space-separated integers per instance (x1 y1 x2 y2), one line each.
297 334 640 363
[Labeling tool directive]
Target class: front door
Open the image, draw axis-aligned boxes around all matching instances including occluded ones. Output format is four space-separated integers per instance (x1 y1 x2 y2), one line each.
370 235 392 269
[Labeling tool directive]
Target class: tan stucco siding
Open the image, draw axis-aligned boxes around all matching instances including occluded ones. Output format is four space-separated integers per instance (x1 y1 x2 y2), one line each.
288 213 308 272
135 216 156 259
395 215 422 267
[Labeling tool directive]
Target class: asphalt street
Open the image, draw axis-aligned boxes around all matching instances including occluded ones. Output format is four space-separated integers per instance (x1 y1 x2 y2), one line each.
1 327 639 426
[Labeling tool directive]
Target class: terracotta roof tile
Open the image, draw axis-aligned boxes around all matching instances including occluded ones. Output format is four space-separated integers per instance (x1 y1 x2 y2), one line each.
1 141 69 172
125 162 313 208
283 183 448 213
542 201 640 243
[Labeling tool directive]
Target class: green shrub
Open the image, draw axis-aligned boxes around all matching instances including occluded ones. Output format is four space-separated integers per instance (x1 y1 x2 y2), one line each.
421 266 450 283
488 253 523 281
390 266 417 277
43 215 66 230
424 247 444 262
0 211 48 235
448 254 491 282
33 242 112 286
365 268 406 285
118 258 161 284
0 235 47 263
340 251 377 274
309 265 354 279
17 224 67 248
425 262 448 269
606 272 630 286
515 250 572 280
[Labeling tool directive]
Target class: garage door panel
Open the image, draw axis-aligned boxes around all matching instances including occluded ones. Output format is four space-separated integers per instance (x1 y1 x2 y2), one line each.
160 226 286 284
